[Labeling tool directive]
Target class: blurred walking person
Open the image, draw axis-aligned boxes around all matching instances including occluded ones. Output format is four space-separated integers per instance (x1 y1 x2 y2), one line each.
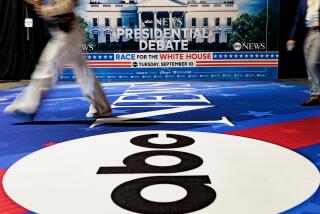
4 0 112 118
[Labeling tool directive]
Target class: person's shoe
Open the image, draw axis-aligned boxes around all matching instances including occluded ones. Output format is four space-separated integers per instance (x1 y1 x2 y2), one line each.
86 110 112 118
4 103 18 114
301 96 320 106
4 103 36 120
86 104 112 118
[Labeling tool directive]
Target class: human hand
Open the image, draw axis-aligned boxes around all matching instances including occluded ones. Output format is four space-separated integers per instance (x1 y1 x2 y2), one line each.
33 5 55 20
286 40 296 51
25 0 50 20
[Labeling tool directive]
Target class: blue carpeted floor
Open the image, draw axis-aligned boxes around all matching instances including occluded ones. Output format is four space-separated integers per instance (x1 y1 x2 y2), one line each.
1 81 320 213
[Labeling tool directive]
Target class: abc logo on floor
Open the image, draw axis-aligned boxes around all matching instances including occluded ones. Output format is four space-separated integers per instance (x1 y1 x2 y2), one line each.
3 131 319 213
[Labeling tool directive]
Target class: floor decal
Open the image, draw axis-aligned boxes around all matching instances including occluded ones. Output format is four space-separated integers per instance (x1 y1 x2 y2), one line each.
0 81 320 213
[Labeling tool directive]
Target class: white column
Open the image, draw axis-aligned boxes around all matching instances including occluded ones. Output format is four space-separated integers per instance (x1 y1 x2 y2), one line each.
138 12 142 31
138 12 143 41
184 12 188 40
153 11 157 39
169 11 173 39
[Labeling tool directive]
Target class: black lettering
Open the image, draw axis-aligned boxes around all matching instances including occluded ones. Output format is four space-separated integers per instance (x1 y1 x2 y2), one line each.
130 133 195 149
97 150 202 174
112 176 216 214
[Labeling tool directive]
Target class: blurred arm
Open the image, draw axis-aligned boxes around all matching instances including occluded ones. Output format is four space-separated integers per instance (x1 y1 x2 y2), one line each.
288 0 305 40
38 0 77 19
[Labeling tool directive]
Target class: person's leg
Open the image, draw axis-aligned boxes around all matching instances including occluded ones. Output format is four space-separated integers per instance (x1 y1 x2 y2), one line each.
303 30 320 102
4 29 67 114
74 62 112 117
66 24 111 117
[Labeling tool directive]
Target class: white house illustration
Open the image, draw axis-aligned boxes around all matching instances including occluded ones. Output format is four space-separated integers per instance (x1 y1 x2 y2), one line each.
85 0 238 43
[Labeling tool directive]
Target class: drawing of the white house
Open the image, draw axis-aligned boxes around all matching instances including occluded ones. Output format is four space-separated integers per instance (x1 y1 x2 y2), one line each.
85 0 238 44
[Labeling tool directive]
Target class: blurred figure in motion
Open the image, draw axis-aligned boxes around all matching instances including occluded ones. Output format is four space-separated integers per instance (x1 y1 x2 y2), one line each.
4 0 111 118
287 0 320 106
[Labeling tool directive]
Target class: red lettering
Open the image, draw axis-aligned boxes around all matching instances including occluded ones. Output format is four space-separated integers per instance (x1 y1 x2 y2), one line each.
185 53 211 60
160 53 184 60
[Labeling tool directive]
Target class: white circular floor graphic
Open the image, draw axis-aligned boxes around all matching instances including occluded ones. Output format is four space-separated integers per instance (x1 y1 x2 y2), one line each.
3 131 320 214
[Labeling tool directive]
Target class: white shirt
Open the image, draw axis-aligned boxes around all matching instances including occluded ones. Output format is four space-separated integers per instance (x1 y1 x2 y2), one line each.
305 0 320 27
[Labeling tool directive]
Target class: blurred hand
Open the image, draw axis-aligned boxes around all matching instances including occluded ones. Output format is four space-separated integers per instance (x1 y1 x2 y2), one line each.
33 5 54 20
25 0 51 20
286 40 296 51
286 40 296 47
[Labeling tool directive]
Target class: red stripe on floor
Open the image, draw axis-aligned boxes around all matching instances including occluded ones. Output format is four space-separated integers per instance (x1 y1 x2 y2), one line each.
226 116 320 149
0 169 29 214
43 142 59 147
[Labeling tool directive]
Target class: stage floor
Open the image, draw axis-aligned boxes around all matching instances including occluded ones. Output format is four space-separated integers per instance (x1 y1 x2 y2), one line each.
1 81 320 213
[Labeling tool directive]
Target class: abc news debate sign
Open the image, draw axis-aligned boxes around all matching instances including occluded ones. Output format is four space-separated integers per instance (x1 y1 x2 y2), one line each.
117 27 208 51
60 0 279 81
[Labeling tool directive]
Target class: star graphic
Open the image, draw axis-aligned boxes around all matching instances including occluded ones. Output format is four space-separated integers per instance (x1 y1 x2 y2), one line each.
242 111 274 117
